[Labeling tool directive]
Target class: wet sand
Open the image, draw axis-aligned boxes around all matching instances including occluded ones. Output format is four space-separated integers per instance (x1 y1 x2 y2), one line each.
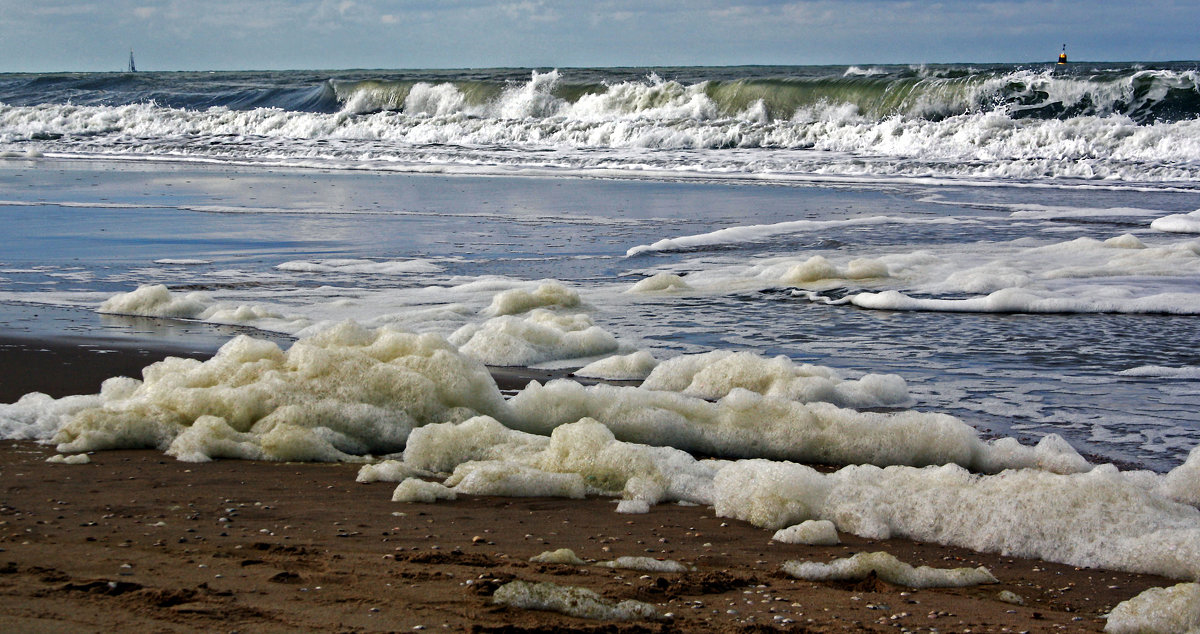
0 333 1179 632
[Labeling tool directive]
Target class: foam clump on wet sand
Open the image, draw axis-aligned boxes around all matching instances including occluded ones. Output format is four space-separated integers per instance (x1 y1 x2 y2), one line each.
781 551 998 588
449 309 619 366
492 580 661 621
403 417 720 506
391 478 457 503
1158 446 1200 507
574 351 658 380
445 461 588 498
596 556 691 573
356 460 432 483
1104 582 1200 634
715 460 1200 579
16 322 508 462
772 519 840 545
507 378 1086 472
640 350 910 408
46 453 90 465
0 392 102 441
531 549 588 565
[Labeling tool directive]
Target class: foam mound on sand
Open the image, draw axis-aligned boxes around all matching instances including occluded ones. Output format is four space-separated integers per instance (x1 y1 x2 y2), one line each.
531 549 589 565
574 351 658 380
781 551 998 588
385 414 1200 579
1104 582 1200 634
18 322 508 461
356 460 433 483
715 460 1200 579
640 350 910 409
595 556 691 573
449 309 620 366
772 519 840 545
391 478 457 503
404 417 720 506
507 379 1087 472
492 580 661 621
445 461 588 498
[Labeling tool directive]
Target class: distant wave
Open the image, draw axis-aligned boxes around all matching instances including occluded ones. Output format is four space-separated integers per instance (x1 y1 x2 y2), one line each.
3 65 1200 185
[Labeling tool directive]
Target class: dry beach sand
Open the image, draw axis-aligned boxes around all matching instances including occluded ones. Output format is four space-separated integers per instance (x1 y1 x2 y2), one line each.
0 337 1181 633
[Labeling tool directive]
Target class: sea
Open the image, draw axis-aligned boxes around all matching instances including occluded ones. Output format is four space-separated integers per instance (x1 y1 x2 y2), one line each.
1 62 1199 474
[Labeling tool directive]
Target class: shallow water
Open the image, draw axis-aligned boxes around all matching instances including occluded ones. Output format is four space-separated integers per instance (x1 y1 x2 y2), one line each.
1 158 1198 469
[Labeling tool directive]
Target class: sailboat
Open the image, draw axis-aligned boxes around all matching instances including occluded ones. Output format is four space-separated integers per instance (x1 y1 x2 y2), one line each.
128 49 137 73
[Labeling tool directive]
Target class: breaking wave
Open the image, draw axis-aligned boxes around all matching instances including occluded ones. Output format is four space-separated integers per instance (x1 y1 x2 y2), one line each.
2 64 1199 184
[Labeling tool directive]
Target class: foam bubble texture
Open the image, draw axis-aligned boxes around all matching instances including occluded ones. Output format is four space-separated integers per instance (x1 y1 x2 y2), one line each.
781 551 998 588
449 309 619 366
717 461 1200 579
640 350 910 408
574 351 659 380
492 580 661 622
391 478 457 503
595 557 691 573
773 520 840 545
483 281 581 316
508 381 991 469
627 273 692 293
47 323 508 461
1104 582 1200 634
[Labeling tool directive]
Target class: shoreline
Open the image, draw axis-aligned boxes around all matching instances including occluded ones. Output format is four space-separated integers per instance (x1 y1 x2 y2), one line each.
0 315 1185 631
0 439 1171 632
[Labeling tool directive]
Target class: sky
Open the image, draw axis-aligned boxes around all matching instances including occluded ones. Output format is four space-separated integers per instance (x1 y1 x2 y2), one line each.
1 0 1196 72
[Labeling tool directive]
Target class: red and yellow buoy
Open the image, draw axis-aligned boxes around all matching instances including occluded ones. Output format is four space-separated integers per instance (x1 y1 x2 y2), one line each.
1057 44 1068 65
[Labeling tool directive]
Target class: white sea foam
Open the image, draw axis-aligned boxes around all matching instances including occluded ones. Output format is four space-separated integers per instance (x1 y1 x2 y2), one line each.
574 351 659 381
356 459 432 483
626 216 957 256
492 580 660 622
507 379 1085 472
772 519 840 545
1118 365 1200 379
1104 582 1200 634
595 556 691 573
626 273 692 293
716 460 1200 579
276 258 443 275
99 284 211 319
7 71 1200 184
640 350 910 409
153 259 213 265
97 284 311 330
391 478 457 503
3 323 507 461
392 413 1200 579
530 548 588 565
1151 209 1200 234
481 281 581 316
850 287 1200 314
781 551 998 588
448 309 620 366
